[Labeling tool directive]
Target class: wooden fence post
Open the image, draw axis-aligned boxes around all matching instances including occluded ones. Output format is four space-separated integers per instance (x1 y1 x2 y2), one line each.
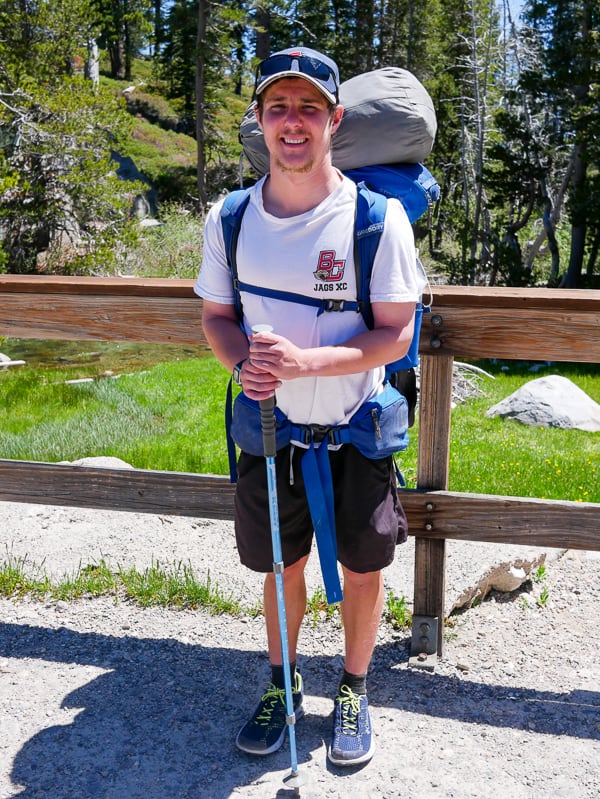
409 353 454 668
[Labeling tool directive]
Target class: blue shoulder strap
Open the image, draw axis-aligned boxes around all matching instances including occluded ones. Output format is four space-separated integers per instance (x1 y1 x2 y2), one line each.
221 188 252 321
220 189 252 483
354 182 387 331
355 182 428 375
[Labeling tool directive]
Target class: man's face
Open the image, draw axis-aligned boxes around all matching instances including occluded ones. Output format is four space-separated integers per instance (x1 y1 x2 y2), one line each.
256 77 343 175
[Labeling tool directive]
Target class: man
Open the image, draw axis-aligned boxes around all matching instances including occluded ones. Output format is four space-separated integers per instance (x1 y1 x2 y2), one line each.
195 46 424 767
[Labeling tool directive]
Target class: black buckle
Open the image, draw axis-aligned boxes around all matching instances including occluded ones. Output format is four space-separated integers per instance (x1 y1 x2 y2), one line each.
310 424 332 443
298 424 332 444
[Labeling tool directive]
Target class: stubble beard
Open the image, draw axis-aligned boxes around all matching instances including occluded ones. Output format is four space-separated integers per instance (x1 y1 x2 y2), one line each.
273 156 314 174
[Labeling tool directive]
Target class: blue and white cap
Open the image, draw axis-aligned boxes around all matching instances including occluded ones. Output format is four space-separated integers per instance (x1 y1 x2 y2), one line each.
254 47 340 104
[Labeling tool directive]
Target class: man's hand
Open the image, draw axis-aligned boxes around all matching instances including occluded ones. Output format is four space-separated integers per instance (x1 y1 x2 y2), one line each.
248 330 304 380
239 351 282 401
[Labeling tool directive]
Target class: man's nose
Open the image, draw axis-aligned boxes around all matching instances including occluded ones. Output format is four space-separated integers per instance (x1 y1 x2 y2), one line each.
283 106 302 126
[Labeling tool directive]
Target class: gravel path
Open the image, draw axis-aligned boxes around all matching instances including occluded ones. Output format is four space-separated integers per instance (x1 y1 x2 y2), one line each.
1 501 599 799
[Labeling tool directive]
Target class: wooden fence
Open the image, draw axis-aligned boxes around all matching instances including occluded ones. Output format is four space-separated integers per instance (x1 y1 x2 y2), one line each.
1 276 599 667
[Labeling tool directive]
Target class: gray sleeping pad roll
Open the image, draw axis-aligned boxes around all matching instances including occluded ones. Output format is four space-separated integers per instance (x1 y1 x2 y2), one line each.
239 67 437 176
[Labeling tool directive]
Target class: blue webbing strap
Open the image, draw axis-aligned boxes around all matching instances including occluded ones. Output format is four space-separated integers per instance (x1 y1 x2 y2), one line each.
354 183 387 331
225 377 238 483
300 439 344 605
235 278 363 316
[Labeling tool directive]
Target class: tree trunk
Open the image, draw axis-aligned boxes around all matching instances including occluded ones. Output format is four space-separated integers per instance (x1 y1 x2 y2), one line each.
85 39 100 86
124 17 132 81
154 0 163 55
561 0 592 289
524 160 573 273
255 6 271 60
586 230 599 280
109 40 126 80
562 142 587 288
195 0 208 209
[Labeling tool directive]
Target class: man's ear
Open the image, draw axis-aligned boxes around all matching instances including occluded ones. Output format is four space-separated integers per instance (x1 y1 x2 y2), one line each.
331 104 344 134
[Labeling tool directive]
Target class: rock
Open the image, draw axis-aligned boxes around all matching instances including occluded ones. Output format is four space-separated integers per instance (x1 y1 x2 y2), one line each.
110 150 158 217
489 564 527 593
57 456 134 470
447 548 549 612
485 374 600 432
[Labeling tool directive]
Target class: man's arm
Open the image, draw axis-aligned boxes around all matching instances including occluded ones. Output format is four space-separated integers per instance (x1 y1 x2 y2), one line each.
201 300 282 400
247 300 416 380
201 300 248 371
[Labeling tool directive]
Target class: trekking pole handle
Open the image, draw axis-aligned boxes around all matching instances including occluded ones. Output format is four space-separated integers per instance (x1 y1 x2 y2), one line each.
252 325 277 459
259 396 277 459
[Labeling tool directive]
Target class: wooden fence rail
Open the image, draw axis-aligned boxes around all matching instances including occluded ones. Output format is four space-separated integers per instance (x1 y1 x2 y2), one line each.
2 275 600 666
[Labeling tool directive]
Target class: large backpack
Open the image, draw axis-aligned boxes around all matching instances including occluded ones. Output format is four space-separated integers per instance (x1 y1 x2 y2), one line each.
220 177 434 483
232 64 438 375
220 65 437 603
240 67 437 176
219 180 431 605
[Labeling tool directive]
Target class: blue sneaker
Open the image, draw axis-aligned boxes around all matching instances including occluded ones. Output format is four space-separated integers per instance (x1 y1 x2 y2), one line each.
328 685 375 766
236 671 304 755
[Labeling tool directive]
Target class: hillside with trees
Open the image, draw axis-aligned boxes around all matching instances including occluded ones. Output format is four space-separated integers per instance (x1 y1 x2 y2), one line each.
0 0 597 287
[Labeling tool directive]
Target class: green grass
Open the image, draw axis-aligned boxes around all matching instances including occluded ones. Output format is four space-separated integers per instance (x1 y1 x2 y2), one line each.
443 361 600 503
0 552 411 625
0 554 242 614
123 203 206 279
393 360 600 503
0 355 231 474
306 587 339 626
101 64 253 206
384 591 412 629
304 587 412 629
0 352 599 503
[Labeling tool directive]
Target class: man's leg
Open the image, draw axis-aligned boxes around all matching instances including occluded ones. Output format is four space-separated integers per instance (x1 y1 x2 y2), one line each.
340 566 384 675
236 554 309 755
328 566 383 767
264 554 309 665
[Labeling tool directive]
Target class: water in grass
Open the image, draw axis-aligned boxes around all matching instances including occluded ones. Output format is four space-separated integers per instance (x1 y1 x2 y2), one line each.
0 338 209 378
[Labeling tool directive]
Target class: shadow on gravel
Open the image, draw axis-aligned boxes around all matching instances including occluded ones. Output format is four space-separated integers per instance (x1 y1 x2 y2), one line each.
1 622 598 798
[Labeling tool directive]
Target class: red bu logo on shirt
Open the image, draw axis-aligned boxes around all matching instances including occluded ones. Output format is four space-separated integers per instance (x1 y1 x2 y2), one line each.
314 250 346 281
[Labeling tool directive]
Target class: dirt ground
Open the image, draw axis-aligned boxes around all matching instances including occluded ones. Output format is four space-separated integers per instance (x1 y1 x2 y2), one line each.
0 501 599 799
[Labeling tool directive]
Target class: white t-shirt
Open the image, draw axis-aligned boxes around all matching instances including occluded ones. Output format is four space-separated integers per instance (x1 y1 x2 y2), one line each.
195 174 425 427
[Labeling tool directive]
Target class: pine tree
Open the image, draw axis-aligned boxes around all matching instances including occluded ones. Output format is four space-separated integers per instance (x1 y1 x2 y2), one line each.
0 0 143 273
520 0 599 287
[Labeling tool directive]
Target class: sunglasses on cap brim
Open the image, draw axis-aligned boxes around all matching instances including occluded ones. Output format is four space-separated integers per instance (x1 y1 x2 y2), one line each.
255 54 338 101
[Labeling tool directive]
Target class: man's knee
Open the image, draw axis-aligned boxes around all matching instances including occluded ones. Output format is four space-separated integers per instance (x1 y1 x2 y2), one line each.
341 566 382 590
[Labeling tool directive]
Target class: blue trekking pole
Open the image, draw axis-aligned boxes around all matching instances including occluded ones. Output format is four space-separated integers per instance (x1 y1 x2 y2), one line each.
254 329 304 795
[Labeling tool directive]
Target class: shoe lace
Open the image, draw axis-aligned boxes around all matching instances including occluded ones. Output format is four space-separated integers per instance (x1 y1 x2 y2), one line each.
336 685 362 735
255 683 285 726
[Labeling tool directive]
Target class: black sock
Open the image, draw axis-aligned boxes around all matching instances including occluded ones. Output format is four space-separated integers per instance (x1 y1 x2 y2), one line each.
271 661 296 689
339 669 367 696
